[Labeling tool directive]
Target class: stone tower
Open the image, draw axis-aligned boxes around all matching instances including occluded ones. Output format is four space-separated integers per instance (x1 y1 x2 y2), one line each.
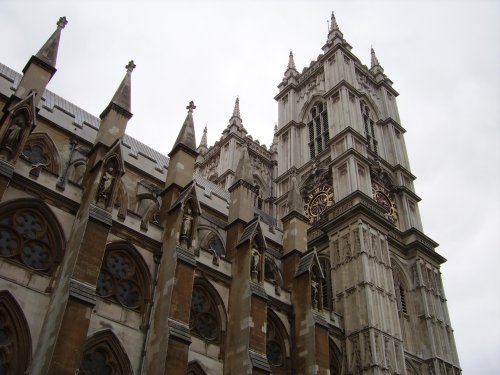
274 12 460 374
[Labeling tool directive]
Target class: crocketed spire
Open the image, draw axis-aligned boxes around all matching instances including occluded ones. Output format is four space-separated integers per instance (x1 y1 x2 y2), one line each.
370 47 380 68
100 60 135 120
234 144 253 184
283 50 299 79
170 101 197 156
199 126 208 148
35 16 68 68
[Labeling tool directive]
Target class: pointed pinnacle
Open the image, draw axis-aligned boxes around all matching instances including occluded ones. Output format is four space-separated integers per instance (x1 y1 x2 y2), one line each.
232 97 241 118
371 47 381 68
286 175 305 215
109 60 135 114
199 125 208 148
330 12 339 32
171 101 197 155
235 144 253 184
288 50 296 70
35 16 68 68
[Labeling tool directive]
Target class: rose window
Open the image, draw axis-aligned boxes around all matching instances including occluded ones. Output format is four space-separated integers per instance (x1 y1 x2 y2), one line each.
190 286 220 342
0 208 57 273
97 247 148 312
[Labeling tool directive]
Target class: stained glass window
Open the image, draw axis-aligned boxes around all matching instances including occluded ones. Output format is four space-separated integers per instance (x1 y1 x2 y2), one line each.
266 315 285 368
190 286 220 342
0 207 57 273
307 101 329 159
97 245 149 312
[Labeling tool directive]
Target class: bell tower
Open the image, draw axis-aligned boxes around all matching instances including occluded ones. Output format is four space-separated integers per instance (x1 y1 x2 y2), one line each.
275 12 461 374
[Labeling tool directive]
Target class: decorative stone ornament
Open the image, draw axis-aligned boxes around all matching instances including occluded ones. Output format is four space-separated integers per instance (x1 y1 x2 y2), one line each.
372 181 398 223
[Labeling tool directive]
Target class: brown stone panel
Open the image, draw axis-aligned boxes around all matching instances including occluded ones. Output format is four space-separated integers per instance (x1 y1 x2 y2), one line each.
47 299 91 375
315 325 330 375
164 338 190 375
249 296 267 353
170 261 195 323
225 221 245 261
281 252 299 288
72 219 110 285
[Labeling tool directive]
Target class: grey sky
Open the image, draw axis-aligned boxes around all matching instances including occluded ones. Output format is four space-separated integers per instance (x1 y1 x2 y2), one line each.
1 0 499 372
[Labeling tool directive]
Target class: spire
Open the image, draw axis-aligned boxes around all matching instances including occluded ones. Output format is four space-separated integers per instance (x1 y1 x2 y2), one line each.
323 11 348 51
34 16 68 69
286 175 305 216
283 50 299 79
288 50 296 70
100 60 135 119
329 11 339 32
199 126 208 148
170 101 197 156
370 47 381 68
234 144 253 184
370 47 385 77
230 97 241 121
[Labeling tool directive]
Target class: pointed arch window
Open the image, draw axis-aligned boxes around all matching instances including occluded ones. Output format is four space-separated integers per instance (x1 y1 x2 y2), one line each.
96 242 151 312
360 101 378 153
79 330 132 375
0 291 32 375
0 199 65 275
190 284 221 343
307 101 329 159
319 257 333 310
391 262 409 315
266 312 289 369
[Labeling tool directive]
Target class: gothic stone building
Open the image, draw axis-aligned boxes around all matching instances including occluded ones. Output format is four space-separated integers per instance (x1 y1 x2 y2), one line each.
0 14 460 375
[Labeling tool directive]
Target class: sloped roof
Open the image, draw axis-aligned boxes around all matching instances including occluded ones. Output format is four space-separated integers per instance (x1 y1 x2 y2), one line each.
0 61 169 172
237 217 267 248
295 250 325 278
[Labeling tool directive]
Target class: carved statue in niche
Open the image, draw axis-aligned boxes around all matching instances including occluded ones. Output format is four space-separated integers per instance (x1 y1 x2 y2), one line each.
1 111 28 160
180 208 194 247
96 164 117 208
311 271 319 309
251 248 260 282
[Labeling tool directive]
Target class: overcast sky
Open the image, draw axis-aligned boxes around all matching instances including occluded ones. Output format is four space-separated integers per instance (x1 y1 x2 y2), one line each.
1 0 499 373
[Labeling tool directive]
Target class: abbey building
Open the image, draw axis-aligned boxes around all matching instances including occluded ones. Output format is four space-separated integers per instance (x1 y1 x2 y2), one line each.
0 13 460 375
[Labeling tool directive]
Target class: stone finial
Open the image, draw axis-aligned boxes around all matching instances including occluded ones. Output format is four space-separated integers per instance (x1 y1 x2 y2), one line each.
288 50 296 70
34 16 68 68
286 174 305 216
57 16 68 29
232 97 241 119
186 101 196 113
198 125 208 149
370 47 380 68
235 144 253 184
126 60 136 73
330 12 339 32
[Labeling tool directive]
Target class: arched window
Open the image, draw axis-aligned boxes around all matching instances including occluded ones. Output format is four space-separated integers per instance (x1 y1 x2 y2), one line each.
360 100 377 153
207 236 225 258
79 330 132 375
391 261 409 315
0 199 65 275
190 283 222 343
319 257 333 310
307 101 329 159
266 311 289 371
22 132 62 178
0 291 32 374
329 340 342 375
96 242 151 312
187 361 207 375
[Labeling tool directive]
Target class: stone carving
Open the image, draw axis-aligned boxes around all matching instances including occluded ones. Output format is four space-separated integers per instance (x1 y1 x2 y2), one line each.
3 113 25 151
363 332 373 365
180 208 194 247
96 165 116 208
251 248 261 282
311 272 319 309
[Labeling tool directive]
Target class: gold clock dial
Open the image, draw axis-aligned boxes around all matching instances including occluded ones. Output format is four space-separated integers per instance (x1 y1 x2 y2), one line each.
304 185 334 222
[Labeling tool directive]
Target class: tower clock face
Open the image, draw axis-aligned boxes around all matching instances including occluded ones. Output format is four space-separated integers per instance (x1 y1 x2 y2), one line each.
372 183 398 223
304 185 334 222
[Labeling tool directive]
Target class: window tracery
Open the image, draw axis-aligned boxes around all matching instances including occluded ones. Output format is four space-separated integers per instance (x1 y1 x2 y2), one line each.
307 101 329 159
78 330 132 375
96 243 150 312
190 285 221 343
266 313 287 369
360 100 377 153
0 200 64 275
319 257 333 310
0 291 31 375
